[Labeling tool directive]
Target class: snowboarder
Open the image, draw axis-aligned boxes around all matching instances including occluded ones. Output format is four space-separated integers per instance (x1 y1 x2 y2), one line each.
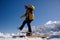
18 5 35 36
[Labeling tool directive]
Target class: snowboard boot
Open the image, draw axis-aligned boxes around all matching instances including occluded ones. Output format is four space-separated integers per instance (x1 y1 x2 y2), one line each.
26 32 32 36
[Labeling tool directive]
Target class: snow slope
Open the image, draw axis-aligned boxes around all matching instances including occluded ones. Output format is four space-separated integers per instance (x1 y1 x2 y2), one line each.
0 36 60 40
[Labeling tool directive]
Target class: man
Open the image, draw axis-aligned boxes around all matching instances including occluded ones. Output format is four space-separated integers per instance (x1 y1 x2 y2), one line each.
19 5 35 36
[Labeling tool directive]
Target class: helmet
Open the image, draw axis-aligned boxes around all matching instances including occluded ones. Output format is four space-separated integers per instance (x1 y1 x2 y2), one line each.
29 5 35 10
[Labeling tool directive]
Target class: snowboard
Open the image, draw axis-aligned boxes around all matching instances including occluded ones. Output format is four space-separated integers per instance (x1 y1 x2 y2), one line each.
26 35 48 38
12 35 48 38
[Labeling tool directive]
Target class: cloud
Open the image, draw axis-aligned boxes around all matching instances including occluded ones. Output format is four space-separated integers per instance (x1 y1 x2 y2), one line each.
0 32 12 38
45 21 60 25
0 32 4 36
46 21 60 31
31 21 60 34
45 21 53 25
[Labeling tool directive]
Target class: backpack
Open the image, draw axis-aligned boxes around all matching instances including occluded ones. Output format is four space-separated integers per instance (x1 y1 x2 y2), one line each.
29 13 34 20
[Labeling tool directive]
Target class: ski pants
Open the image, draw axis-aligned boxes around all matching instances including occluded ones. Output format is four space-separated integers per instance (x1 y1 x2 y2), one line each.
19 19 32 32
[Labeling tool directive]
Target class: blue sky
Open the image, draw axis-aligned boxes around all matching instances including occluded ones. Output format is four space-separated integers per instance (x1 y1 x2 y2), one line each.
0 0 60 33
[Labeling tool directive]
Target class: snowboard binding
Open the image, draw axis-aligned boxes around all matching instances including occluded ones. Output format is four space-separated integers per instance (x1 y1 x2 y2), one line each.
26 32 32 36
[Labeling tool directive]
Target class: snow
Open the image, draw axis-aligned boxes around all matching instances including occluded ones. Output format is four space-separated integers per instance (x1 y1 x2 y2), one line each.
0 31 60 40
0 37 60 40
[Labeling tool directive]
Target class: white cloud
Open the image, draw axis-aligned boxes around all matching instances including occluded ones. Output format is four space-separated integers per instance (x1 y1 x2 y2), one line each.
0 32 4 36
45 20 53 25
45 21 60 25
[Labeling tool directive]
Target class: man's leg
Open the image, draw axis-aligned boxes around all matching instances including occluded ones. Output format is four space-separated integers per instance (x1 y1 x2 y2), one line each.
19 20 27 30
26 20 32 36
27 20 32 33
